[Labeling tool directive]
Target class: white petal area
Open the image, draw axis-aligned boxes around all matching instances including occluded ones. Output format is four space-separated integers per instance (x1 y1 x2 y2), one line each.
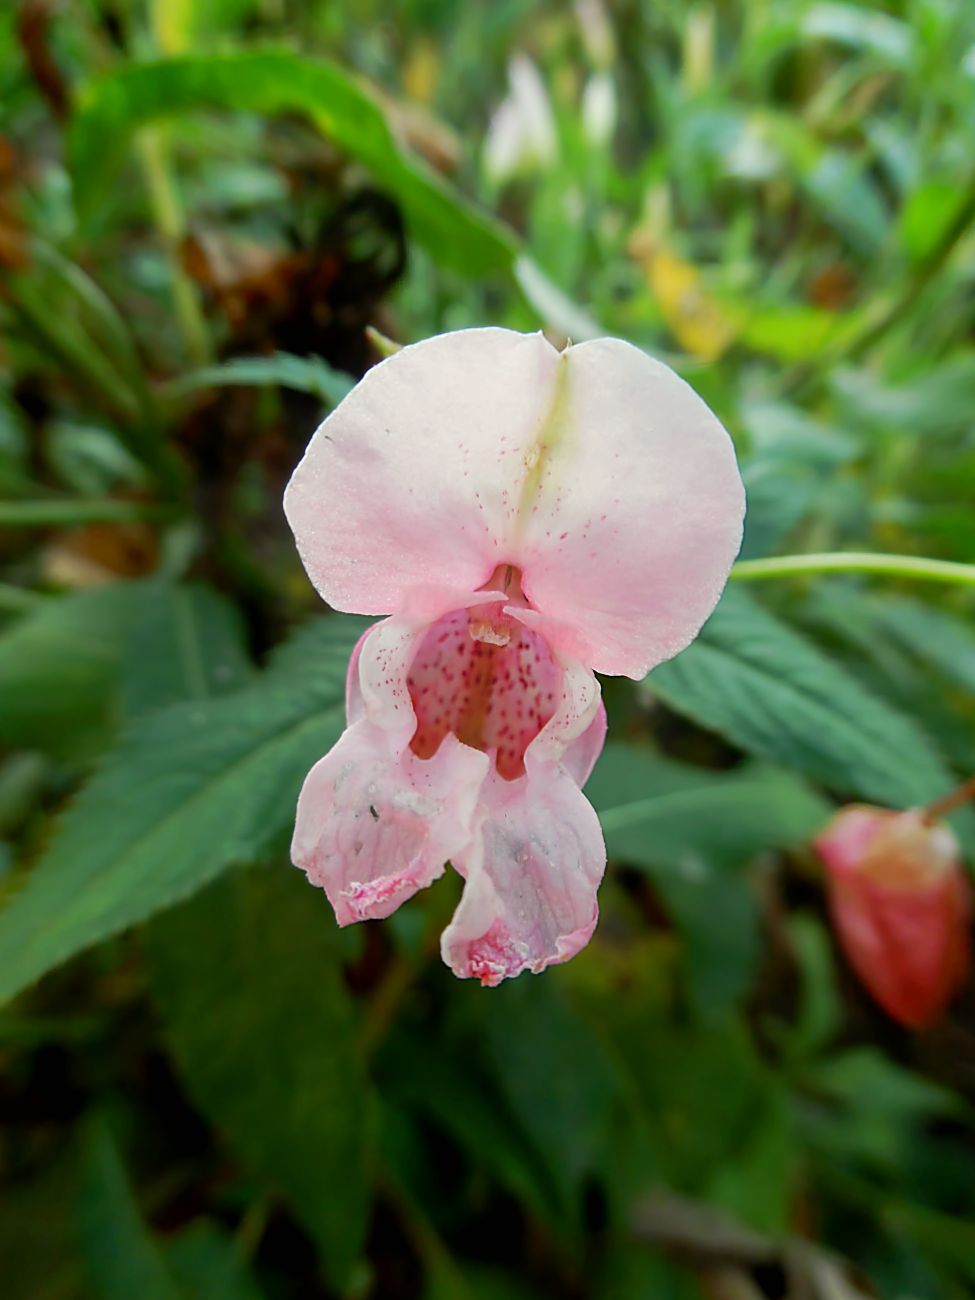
292 721 488 926
514 338 745 679
284 328 560 615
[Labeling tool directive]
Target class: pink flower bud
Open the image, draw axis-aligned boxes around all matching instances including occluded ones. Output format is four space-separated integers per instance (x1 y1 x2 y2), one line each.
814 806 971 1028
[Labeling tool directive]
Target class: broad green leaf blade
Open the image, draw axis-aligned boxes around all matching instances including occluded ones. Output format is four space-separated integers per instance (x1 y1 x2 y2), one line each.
588 743 830 870
587 746 826 1018
646 588 965 815
802 3 913 67
0 583 145 759
78 1118 182 1300
382 1035 561 1226
165 1223 266 1300
871 595 975 697
657 871 761 1021
165 353 355 407
476 978 622 1222
145 865 372 1289
120 579 253 719
68 52 516 278
706 1086 794 1235
831 357 975 439
0 615 364 1005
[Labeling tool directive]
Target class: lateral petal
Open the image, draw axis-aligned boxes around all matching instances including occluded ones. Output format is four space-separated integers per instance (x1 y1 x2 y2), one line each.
293 721 488 926
441 761 606 985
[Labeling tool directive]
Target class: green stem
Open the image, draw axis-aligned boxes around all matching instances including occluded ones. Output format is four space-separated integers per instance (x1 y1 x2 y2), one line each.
922 774 975 824
0 499 171 527
731 551 975 589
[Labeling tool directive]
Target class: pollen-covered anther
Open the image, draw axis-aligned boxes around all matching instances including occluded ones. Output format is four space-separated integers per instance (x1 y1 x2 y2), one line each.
469 615 512 647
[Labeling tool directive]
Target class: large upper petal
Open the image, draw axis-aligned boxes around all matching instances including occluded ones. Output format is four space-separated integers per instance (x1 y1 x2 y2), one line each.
285 328 744 680
284 329 557 614
514 338 745 678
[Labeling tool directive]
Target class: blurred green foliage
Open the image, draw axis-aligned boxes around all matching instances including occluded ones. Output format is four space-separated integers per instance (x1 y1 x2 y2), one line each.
2 1 975 1297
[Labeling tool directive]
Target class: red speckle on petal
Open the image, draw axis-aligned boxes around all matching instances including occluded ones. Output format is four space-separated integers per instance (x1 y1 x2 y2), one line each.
407 592 560 780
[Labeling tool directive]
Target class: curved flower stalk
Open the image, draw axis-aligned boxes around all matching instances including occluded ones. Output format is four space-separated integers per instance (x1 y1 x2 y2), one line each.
815 804 972 1028
284 328 744 984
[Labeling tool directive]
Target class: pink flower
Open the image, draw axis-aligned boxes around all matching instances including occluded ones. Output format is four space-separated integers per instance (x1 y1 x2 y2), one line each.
815 806 972 1028
284 328 744 984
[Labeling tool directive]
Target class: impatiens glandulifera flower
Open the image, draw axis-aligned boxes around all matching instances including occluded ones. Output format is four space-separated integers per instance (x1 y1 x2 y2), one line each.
814 801 973 1029
284 328 745 985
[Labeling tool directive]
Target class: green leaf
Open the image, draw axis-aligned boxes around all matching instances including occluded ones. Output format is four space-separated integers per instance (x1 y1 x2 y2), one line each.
588 746 829 1018
165 1223 266 1300
802 4 913 68
165 353 355 408
798 1047 962 1187
646 588 964 813
475 978 622 1221
68 52 516 278
831 357 975 439
78 1118 182 1300
382 1032 560 1226
145 865 372 1289
780 914 842 1060
883 1203 975 1287
0 615 364 1005
0 583 145 759
898 181 965 263
806 1048 959 1132
623 1016 775 1192
659 871 761 1020
67 52 596 336
871 595 975 698
120 580 253 719
706 1085 794 1234
589 743 830 871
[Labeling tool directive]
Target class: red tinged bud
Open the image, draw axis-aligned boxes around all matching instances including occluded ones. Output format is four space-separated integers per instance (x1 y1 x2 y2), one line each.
814 806 971 1029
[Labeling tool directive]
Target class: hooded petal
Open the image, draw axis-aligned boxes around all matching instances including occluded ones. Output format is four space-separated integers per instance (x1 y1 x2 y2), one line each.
515 338 745 678
560 700 607 788
283 329 558 615
441 760 606 985
292 720 488 925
